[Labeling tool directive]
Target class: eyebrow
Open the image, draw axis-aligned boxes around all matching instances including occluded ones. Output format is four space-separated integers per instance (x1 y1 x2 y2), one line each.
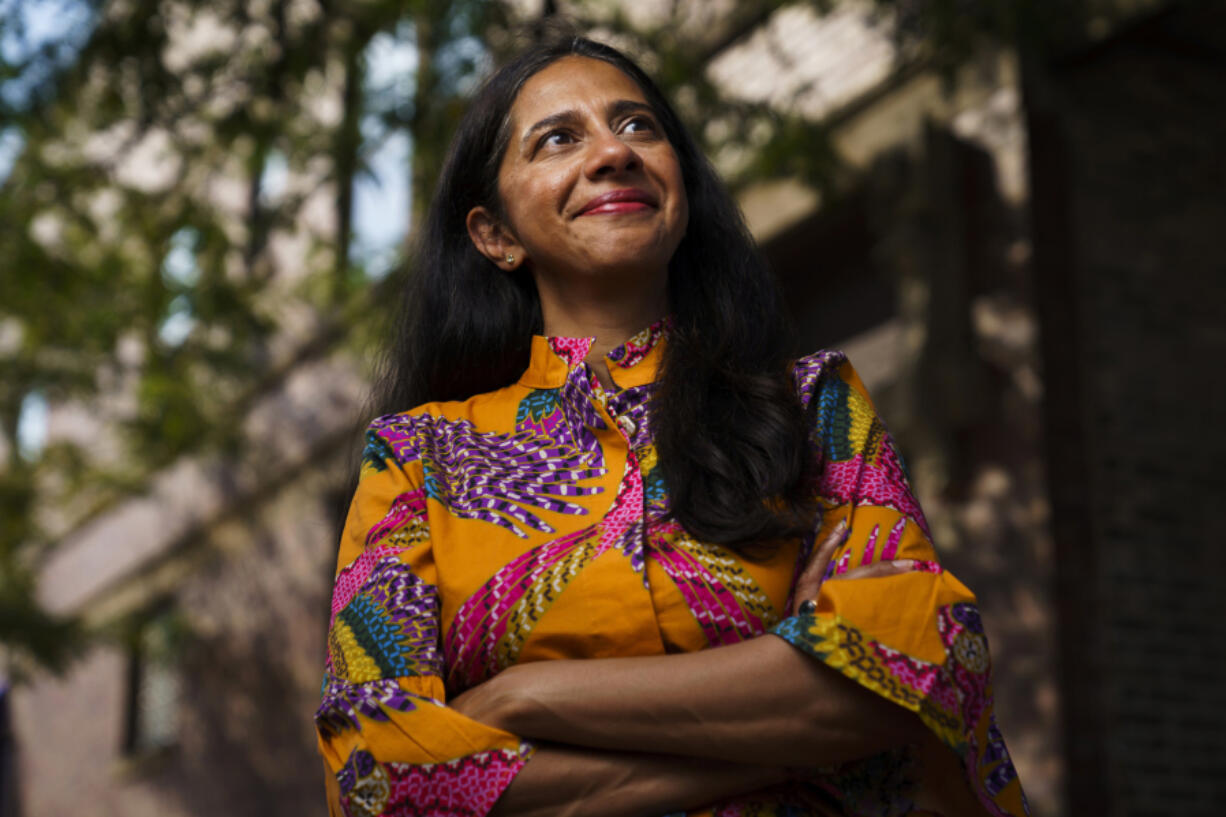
519 99 657 151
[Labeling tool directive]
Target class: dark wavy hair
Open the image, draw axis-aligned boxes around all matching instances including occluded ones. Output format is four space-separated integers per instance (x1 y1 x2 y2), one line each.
374 35 815 552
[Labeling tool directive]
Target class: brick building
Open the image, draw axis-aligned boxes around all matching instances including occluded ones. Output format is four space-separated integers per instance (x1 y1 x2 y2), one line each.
1025 2 1226 811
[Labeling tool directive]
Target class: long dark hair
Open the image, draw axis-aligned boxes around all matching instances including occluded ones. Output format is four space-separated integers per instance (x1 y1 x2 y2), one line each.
374 35 814 552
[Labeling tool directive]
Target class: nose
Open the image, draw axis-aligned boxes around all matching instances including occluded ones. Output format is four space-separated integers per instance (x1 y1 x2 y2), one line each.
584 129 640 178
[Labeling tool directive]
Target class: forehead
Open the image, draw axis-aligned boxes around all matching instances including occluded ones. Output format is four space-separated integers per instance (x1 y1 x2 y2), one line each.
509 56 649 127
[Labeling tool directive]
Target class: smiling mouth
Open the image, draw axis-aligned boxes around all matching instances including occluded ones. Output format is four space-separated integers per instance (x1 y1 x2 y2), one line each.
576 188 658 216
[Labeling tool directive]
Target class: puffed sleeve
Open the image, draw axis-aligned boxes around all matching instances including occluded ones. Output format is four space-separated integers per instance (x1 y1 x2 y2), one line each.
769 353 1028 817
315 418 534 816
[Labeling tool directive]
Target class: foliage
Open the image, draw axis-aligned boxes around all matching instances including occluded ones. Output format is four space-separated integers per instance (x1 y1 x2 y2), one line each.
0 0 507 677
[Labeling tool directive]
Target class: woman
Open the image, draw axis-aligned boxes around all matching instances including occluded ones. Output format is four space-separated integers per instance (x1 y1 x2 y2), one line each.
316 34 1027 817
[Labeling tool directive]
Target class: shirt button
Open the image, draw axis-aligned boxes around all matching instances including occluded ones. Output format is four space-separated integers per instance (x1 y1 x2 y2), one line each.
617 414 637 437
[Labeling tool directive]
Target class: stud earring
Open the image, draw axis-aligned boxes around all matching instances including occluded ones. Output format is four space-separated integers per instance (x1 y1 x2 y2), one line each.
505 253 515 264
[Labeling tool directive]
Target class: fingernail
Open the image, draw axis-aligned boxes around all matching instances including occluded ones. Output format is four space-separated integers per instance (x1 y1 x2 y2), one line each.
892 559 915 569
798 599 817 615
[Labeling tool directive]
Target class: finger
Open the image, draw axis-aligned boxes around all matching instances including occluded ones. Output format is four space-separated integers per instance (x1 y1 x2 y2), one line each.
831 559 916 581
798 518 848 585
791 575 820 616
791 518 848 615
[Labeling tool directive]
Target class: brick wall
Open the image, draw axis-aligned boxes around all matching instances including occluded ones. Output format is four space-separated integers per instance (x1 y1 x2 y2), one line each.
12 444 348 816
770 91 1064 812
1029 3 1226 812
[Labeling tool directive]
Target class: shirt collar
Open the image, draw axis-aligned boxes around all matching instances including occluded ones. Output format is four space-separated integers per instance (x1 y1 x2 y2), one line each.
518 316 671 390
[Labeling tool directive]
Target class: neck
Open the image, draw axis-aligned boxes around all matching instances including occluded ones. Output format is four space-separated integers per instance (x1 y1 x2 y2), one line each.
533 267 668 367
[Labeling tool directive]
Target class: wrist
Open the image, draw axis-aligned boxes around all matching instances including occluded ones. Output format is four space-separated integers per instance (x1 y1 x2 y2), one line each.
490 666 531 733
495 661 555 735
450 666 531 732
494 659 592 740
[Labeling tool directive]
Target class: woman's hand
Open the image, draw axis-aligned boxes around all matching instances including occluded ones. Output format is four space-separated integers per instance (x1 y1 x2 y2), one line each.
789 517 915 616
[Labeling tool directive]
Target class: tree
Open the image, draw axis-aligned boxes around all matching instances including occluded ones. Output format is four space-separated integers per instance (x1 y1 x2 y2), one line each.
0 0 509 679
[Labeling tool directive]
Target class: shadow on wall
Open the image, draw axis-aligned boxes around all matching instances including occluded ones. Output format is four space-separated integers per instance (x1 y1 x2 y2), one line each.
135 492 343 817
151 627 326 814
769 124 1063 814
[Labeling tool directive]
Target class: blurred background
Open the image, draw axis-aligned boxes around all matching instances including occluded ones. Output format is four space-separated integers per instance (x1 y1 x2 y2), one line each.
1 0 1223 814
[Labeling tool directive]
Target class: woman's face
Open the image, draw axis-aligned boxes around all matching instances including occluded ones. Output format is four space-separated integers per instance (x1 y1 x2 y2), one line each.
471 56 688 285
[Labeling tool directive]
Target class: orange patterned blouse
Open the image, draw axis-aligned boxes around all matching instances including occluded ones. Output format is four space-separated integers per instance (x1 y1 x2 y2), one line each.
315 319 1028 816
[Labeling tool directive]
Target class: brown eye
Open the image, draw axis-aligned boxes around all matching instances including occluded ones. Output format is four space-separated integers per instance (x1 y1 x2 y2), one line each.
540 130 574 149
621 116 656 135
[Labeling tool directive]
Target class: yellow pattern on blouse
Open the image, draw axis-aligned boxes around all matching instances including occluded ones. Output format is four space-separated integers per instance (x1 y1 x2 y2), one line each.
315 319 1029 817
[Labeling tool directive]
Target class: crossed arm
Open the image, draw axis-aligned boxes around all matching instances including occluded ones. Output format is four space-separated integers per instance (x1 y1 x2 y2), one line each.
462 634 989 817
444 523 986 817
323 521 989 817
461 632 924 817
323 634 978 817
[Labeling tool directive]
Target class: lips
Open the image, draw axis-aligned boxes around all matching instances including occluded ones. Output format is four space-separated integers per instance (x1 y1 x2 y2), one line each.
575 188 658 216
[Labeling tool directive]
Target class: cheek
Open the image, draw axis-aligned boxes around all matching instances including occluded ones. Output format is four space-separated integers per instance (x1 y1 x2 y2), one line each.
502 174 567 243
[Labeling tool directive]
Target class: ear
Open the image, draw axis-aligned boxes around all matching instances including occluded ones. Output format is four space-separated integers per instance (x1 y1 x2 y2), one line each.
466 206 526 271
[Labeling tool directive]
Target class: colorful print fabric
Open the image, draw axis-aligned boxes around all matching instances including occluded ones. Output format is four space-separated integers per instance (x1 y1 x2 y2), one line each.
315 319 1028 816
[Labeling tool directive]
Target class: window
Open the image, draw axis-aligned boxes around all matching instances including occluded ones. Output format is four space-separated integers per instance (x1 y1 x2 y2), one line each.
122 608 183 757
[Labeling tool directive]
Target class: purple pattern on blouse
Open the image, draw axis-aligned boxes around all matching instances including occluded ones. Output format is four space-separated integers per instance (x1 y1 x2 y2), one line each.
792 350 848 410
316 676 421 737
365 556 442 676
369 412 606 539
558 365 607 464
